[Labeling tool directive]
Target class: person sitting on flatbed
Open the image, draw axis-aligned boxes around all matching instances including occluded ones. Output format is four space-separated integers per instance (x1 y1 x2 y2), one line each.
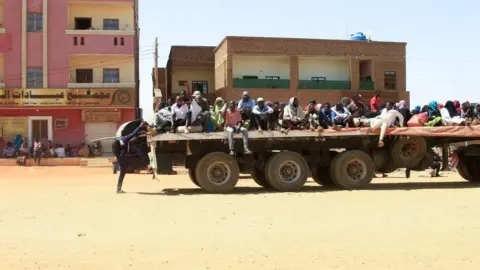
237 91 256 128
331 102 353 127
282 97 308 131
171 96 189 133
152 102 172 134
252 97 275 131
184 91 210 133
221 101 252 155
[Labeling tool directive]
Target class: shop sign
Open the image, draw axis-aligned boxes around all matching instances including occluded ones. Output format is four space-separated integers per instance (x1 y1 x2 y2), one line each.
81 109 122 122
0 88 135 107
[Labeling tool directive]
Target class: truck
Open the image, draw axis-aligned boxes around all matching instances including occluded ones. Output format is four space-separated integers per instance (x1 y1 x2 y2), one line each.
146 125 480 193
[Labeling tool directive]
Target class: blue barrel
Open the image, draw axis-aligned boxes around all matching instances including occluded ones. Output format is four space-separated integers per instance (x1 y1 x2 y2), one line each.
350 32 367 41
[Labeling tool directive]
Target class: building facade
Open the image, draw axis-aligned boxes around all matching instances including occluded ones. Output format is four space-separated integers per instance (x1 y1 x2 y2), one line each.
165 46 216 103
0 0 138 152
215 36 409 105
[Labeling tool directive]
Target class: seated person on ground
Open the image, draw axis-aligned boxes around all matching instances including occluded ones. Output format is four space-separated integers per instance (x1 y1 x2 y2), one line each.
221 101 252 155
331 102 353 127
252 97 274 131
237 91 256 126
171 96 189 133
55 144 66 158
3 142 15 157
283 97 308 130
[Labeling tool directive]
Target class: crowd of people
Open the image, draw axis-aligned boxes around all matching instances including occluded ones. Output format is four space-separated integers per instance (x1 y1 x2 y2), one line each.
151 90 480 154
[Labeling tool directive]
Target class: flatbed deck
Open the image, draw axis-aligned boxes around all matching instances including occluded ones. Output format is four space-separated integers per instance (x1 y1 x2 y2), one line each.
149 126 480 142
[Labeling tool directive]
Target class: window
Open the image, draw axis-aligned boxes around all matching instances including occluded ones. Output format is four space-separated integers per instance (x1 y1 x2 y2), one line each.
242 75 258 79
265 76 280 80
311 77 326 81
75 69 93 83
114 37 118 46
120 37 124 46
103 19 120 30
73 37 78 45
27 67 43 88
103 69 120 83
27 13 42 32
80 37 84 45
192 80 208 93
384 71 396 90
178 80 187 86
74 17 92 30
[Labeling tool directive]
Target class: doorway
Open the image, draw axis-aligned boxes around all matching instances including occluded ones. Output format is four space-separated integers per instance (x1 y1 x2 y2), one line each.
28 116 53 147
74 17 92 30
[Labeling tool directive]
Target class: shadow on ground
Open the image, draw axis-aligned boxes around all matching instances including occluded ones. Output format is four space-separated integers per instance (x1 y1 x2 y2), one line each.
137 181 480 196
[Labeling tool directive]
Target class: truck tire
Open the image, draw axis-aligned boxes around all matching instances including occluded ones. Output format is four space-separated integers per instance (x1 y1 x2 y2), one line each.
188 169 200 187
312 167 335 187
194 152 240 193
371 149 389 170
391 137 427 168
251 167 271 188
330 150 374 189
265 151 309 192
457 156 480 182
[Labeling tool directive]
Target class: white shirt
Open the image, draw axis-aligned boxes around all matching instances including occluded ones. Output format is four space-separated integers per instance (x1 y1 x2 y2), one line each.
440 108 465 126
172 104 188 120
380 109 404 127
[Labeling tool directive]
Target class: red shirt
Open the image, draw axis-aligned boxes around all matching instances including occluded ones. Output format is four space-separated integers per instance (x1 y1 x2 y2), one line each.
224 110 243 127
370 96 381 112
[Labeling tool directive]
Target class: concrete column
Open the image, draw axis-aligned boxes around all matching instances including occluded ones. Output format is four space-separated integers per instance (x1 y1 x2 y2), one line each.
349 57 359 91
21 0 27 88
43 0 48 88
289 55 298 91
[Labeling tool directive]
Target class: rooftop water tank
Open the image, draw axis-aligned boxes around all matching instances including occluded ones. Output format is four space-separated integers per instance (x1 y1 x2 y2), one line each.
350 32 367 41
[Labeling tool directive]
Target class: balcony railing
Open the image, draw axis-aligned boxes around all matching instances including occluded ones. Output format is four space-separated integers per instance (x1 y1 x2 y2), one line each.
66 24 134 35
233 78 290 89
359 81 375 90
298 80 351 90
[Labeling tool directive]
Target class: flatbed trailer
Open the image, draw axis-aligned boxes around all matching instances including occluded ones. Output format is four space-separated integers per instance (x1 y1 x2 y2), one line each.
147 126 480 193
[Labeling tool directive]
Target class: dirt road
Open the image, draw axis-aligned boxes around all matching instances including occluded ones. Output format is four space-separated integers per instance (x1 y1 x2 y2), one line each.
1 167 480 270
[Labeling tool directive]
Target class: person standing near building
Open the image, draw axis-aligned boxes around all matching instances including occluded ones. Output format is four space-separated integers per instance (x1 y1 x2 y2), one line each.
370 91 381 113
33 137 42 166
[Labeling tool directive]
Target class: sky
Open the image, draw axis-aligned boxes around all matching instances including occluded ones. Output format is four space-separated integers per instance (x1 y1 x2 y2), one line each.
138 0 480 117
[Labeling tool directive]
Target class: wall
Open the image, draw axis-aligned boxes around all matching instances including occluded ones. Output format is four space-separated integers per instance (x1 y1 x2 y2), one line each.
298 57 350 81
68 3 133 30
26 32 43 67
214 41 227 90
3 0 23 88
0 109 85 145
47 0 69 88
232 55 290 79
120 108 135 127
0 55 4 82
69 55 134 83
171 68 214 94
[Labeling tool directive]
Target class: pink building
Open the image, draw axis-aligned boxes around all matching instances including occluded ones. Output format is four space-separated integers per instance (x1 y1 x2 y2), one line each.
0 0 138 152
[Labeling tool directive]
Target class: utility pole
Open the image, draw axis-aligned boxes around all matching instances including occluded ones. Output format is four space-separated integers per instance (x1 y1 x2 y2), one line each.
154 37 159 101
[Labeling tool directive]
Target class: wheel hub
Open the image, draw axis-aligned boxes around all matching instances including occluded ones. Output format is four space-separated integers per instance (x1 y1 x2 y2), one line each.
346 160 366 181
208 163 230 184
401 143 418 160
278 161 300 182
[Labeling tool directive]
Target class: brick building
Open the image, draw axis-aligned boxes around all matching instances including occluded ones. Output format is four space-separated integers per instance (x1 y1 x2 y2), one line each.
154 36 409 108
0 0 138 152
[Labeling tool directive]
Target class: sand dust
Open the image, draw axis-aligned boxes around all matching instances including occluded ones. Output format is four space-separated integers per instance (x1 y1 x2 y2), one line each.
1 167 480 270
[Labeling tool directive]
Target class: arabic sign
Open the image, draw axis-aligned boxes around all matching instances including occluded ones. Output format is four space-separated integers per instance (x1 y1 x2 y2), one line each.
0 89 135 107
0 117 28 141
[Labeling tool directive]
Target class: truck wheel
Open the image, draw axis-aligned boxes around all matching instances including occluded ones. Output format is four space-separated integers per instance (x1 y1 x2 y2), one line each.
330 150 374 189
391 137 427 168
312 167 335 187
457 156 479 182
188 169 200 187
265 151 309 192
195 152 240 193
251 167 271 188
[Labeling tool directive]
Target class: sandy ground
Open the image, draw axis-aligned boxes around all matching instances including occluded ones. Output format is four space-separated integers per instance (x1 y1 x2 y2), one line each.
1 167 480 270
